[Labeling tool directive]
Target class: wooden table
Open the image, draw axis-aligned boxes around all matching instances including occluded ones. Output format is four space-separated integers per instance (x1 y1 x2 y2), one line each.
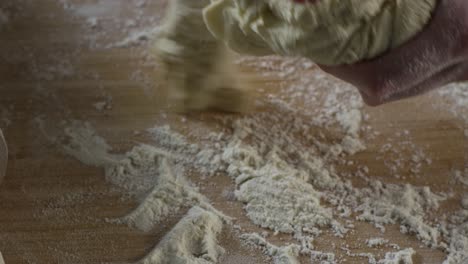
0 1 466 263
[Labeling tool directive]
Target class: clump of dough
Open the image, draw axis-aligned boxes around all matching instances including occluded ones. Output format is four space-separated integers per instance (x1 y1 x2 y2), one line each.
203 0 437 65
154 0 250 113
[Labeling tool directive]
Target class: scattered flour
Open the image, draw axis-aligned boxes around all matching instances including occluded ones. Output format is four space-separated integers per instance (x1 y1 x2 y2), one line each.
344 248 415 264
225 143 335 233
147 111 355 246
308 250 336 264
61 121 230 261
60 0 123 18
86 17 99 28
366 238 389 248
34 61 467 264
441 208 468 264
118 156 225 232
437 83 468 123
141 97 453 262
355 182 445 247
138 206 224 264
57 73 463 263
462 196 468 210
376 133 432 178
63 122 187 196
93 101 107 111
142 110 449 262
240 233 301 264
108 26 161 48
63 122 115 167
58 0 164 50
453 169 468 187
378 248 415 264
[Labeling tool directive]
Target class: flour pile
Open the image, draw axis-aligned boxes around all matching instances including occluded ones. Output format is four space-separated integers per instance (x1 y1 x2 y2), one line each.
139 207 224 264
378 248 415 264
453 169 468 187
61 121 228 263
240 233 301 264
58 55 468 263
57 0 164 50
117 153 227 232
154 112 443 262
438 83 468 124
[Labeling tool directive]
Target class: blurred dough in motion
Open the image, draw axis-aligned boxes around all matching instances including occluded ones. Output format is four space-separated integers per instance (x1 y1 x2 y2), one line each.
154 0 249 113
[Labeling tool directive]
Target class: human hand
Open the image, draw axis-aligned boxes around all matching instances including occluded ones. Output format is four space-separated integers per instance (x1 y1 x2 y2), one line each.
319 0 468 106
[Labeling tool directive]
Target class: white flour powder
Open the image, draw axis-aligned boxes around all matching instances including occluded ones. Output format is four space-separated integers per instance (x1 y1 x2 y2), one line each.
378 248 415 264
61 121 229 263
366 238 389 248
453 169 468 187
63 122 115 167
437 83 468 123
441 208 468 264
118 155 227 232
142 113 444 262
240 233 301 264
53 76 467 263
58 78 467 264
139 206 224 264
355 182 445 247
108 26 161 48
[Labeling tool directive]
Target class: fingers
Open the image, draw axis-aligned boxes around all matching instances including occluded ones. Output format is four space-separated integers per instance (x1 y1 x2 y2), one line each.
320 0 468 106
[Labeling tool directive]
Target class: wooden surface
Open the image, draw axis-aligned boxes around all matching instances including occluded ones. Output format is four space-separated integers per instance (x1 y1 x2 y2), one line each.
0 1 466 263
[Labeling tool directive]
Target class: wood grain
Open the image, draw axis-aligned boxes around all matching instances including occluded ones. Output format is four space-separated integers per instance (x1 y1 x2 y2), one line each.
0 1 466 264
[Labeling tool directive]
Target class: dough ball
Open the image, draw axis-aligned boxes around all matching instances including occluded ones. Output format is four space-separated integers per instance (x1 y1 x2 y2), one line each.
203 0 437 66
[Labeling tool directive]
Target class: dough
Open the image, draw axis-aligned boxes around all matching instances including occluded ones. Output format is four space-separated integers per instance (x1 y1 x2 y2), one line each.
203 0 437 65
154 0 249 112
